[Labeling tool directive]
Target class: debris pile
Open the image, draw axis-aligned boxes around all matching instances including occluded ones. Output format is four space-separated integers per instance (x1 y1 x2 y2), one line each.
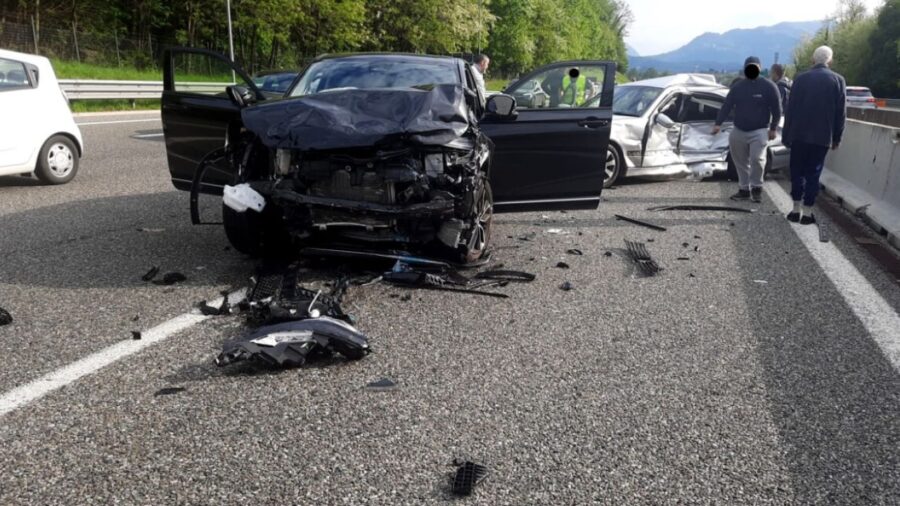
451 461 488 496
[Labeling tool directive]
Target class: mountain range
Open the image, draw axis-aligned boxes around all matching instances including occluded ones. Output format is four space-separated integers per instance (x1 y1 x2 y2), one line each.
628 20 825 72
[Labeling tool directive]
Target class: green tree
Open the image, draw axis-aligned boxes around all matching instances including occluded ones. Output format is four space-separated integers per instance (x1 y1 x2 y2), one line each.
865 0 900 97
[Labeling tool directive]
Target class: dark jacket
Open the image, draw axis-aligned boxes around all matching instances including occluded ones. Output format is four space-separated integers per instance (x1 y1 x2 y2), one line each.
715 77 782 131
782 64 846 148
775 77 792 111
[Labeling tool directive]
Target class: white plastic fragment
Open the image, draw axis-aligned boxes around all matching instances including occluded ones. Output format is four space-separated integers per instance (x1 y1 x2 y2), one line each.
223 184 266 213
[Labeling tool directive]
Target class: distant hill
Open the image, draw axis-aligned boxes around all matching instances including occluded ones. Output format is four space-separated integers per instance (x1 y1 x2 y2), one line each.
626 43 640 57
629 20 824 72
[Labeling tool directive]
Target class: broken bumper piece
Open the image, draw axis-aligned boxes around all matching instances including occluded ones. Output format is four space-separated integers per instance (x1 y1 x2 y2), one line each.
270 189 455 218
216 317 370 369
223 183 266 213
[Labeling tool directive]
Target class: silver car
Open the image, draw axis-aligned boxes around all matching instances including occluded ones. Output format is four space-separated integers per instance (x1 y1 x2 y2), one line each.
846 86 877 109
590 74 790 187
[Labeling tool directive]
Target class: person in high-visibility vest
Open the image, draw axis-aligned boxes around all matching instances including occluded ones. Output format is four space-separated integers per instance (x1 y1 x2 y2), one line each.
561 68 587 106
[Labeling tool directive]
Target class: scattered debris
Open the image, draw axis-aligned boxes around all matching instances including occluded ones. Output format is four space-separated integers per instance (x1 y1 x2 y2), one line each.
694 235 702 239
0 307 12 326
154 387 186 396
559 281 574 291
625 240 661 276
216 317 371 369
366 378 397 391
247 265 353 325
141 266 160 282
517 232 537 241
647 238 655 242
677 257 690 261
647 205 754 213
153 272 187 286
556 262 570 269
473 270 536 283
614 214 667 231
729 222 736 227
400 294 412 302
131 314 140 322
546 228 564 234
604 251 613 257
753 279 768 284
131 331 142 340
689 273 696 278
199 293 231 316
384 270 509 299
693 246 700 252
566 248 583 256
452 461 488 496
817 222 831 242
301 247 452 269
136 227 166 233
682 242 690 248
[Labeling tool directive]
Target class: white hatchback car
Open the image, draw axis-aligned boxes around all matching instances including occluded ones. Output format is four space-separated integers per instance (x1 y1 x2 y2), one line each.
0 49 83 184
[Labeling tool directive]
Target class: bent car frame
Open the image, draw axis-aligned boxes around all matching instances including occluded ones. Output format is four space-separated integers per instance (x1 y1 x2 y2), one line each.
160 49 616 262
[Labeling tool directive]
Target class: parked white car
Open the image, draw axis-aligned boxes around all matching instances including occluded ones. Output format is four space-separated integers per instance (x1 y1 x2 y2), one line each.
846 86 877 109
0 49 83 184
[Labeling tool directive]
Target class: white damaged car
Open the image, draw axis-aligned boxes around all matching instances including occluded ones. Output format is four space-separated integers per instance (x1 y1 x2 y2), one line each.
588 74 789 187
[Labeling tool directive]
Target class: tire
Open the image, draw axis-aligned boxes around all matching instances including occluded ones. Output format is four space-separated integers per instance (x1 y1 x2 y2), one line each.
35 135 79 184
603 144 624 188
459 179 493 264
223 203 265 255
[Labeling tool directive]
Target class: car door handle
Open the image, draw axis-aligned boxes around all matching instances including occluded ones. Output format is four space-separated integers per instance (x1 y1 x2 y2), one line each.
577 117 609 129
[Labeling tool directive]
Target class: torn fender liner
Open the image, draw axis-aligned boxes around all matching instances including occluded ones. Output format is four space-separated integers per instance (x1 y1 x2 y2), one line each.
217 317 370 369
242 85 471 151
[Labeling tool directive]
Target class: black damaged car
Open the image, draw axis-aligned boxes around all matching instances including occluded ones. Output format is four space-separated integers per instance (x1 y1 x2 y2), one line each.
161 49 615 262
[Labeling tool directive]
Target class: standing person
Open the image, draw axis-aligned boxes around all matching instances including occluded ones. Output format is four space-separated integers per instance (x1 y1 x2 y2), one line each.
781 46 846 224
471 54 490 98
770 63 792 111
712 56 782 203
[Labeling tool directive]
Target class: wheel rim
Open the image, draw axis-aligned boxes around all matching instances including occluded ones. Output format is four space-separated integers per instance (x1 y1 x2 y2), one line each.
605 147 618 181
465 184 493 262
46 143 74 178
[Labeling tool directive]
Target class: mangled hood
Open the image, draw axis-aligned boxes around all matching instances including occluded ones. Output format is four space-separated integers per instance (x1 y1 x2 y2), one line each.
241 84 473 151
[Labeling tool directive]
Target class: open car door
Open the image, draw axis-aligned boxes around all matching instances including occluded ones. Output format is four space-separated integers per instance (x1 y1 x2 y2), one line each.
480 61 616 212
161 48 263 194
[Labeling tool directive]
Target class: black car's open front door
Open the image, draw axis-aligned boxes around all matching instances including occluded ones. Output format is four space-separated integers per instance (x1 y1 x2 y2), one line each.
161 48 263 194
480 61 616 212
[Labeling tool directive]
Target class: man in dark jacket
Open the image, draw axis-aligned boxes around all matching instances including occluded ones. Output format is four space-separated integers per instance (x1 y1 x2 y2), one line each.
770 63 792 111
781 45 847 224
713 56 782 203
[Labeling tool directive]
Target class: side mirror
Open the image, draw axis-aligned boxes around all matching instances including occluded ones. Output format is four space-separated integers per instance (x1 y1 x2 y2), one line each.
486 94 517 118
226 85 256 108
656 113 676 129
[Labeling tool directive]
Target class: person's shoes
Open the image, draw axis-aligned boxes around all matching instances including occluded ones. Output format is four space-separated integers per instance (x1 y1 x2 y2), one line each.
730 189 751 201
786 211 800 222
750 187 762 203
800 214 816 225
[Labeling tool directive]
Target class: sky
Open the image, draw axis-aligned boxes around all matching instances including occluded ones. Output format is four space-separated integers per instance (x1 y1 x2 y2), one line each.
624 0 886 56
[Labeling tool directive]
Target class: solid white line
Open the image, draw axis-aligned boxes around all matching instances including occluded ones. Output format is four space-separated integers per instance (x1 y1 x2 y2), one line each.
765 182 900 370
133 132 164 138
0 288 246 418
76 118 161 126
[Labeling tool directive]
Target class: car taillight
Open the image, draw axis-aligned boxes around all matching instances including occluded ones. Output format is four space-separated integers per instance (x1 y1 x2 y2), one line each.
867 97 875 102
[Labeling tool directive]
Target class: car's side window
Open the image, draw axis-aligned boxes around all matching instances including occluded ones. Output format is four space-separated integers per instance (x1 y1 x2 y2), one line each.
0 57 34 92
682 95 722 122
506 64 607 109
171 52 254 97
658 94 683 121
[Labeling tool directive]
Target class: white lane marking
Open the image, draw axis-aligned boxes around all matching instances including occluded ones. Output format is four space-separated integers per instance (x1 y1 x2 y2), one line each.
133 132 164 138
765 182 900 370
0 288 246 418
76 118 161 126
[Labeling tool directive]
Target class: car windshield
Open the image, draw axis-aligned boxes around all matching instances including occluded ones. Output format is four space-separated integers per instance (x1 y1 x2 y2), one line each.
847 89 873 97
288 58 460 97
613 85 663 117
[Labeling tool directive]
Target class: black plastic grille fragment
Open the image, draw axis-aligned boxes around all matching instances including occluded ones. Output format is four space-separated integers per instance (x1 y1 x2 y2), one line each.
452 461 488 496
625 240 661 276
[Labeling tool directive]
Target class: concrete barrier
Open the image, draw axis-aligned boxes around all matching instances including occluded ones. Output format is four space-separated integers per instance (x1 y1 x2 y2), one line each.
847 106 900 127
820 119 900 249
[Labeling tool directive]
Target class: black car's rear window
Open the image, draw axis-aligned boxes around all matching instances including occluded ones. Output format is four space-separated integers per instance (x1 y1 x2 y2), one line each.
288 57 460 97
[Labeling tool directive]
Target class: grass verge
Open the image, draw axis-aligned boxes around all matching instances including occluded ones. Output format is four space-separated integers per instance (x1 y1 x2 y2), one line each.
69 99 160 113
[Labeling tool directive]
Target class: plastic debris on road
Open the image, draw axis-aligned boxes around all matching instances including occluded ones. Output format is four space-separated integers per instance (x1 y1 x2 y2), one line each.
451 461 488 496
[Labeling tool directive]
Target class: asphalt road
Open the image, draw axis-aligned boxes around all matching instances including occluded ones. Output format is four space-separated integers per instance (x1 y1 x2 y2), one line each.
1 112 898 505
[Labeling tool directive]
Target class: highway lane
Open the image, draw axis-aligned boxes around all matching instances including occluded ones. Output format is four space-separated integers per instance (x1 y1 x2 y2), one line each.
0 112 898 504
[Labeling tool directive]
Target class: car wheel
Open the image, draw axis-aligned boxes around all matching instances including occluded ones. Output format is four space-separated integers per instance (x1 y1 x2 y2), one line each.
223 203 265 255
603 144 623 188
35 135 79 184
460 179 493 264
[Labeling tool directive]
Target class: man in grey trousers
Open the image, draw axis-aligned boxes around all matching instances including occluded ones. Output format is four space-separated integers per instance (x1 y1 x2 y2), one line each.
712 56 782 202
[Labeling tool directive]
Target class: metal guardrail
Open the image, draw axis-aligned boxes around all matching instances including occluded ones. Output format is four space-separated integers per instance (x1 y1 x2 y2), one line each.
58 79 231 100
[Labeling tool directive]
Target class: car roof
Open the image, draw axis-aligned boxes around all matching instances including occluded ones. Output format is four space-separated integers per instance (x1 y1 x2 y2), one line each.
621 73 723 90
311 53 463 66
846 86 871 91
0 48 52 67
